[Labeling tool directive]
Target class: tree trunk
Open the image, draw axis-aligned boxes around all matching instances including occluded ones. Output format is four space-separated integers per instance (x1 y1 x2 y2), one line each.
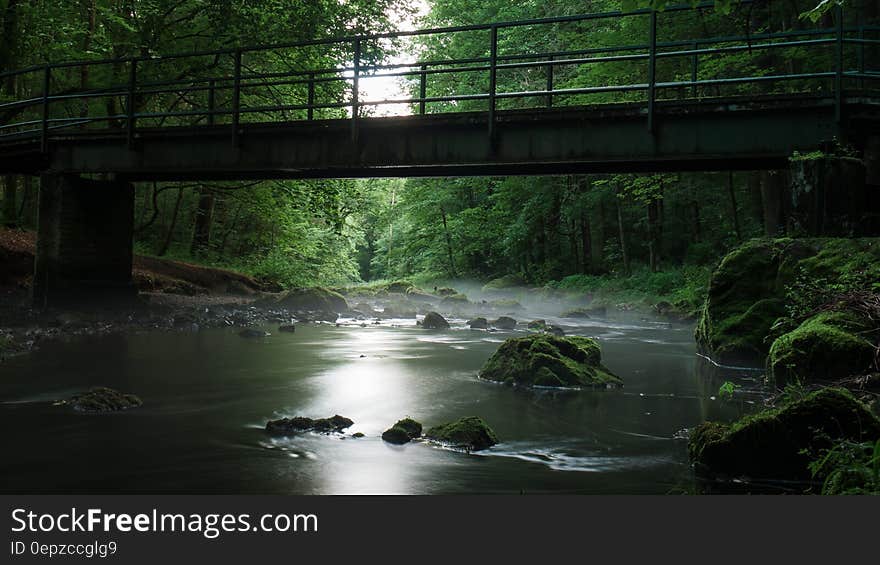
190 188 215 256
80 0 96 118
158 187 185 256
615 187 630 276
580 211 592 274
728 171 742 242
440 206 457 277
2 175 16 227
647 200 661 272
760 170 785 236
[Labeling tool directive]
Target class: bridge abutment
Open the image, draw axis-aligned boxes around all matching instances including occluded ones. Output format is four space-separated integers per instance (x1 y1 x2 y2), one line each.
32 174 137 308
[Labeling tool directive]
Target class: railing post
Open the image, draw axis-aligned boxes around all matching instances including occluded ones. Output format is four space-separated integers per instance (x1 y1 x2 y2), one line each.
834 4 843 126
127 57 137 148
546 55 554 108
647 10 657 134
488 25 498 142
207 79 216 126
691 41 698 98
308 72 315 120
419 64 427 115
232 49 242 148
351 38 361 142
40 65 50 154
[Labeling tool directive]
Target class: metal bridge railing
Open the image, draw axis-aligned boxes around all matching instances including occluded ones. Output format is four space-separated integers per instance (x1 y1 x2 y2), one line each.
0 1 876 154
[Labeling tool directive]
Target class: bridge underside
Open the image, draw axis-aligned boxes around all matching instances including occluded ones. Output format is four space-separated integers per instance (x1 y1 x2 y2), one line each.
2 96 877 180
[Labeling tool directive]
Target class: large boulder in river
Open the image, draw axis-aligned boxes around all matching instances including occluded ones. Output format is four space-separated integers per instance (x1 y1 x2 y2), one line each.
425 416 498 451
382 418 423 445
272 287 349 320
265 414 353 435
688 388 880 491
490 316 517 330
61 387 142 412
480 334 621 388
768 309 877 386
695 238 880 366
421 311 450 329
468 317 489 329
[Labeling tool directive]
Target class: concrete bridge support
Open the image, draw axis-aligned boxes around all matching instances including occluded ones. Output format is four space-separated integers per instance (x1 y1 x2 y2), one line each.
32 174 136 308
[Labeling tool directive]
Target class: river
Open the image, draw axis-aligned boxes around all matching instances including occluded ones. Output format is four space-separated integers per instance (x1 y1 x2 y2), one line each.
0 309 763 494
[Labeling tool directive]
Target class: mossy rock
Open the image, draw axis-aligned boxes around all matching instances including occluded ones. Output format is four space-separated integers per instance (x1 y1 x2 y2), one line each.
386 280 416 294
491 316 517 330
425 416 498 451
695 238 880 365
381 299 419 318
382 418 423 444
479 334 621 388
768 310 876 386
468 317 489 329
422 311 450 329
63 387 143 412
489 299 523 311
435 287 458 297
440 293 469 306
688 388 880 489
527 319 547 330
482 275 525 293
266 414 353 435
273 287 349 317
561 308 591 319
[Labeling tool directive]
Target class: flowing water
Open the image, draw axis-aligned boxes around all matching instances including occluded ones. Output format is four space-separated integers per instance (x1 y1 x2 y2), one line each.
0 310 764 494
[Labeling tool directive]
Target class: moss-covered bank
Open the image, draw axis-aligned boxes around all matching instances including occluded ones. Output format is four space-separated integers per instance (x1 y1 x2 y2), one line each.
695 238 880 366
689 388 880 491
479 334 621 388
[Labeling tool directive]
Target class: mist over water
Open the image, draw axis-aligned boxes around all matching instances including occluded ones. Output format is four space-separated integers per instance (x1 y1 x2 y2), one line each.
0 290 763 494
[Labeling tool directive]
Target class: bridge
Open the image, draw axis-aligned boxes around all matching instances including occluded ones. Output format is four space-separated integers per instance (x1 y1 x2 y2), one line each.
0 2 877 305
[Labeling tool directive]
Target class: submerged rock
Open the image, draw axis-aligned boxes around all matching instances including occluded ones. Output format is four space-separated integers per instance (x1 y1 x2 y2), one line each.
239 328 270 338
468 317 489 329
426 416 498 451
422 311 450 329
265 414 354 435
381 418 422 445
61 387 142 412
688 388 880 490
491 316 517 330
479 334 621 388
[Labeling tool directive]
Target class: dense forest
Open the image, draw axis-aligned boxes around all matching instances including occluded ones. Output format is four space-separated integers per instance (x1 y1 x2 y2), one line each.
2 0 873 304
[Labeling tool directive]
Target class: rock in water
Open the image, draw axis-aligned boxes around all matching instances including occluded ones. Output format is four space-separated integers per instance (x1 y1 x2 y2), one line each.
491 316 517 330
468 317 489 329
62 387 142 412
479 334 621 388
265 414 354 435
527 319 547 330
425 417 498 451
278 324 296 333
689 388 880 492
544 325 565 337
239 328 270 338
265 287 348 321
560 308 590 319
382 418 423 444
422 311 450 329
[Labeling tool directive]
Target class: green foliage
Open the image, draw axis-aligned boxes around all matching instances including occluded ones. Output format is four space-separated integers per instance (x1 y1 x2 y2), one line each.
717 381 740 400
810 438 880 495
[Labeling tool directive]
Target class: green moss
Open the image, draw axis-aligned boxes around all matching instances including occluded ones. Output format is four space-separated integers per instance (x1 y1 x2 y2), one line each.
274 286 349 313
479 334 621 388
482 275 525 292
688 388 880 488
425 416 499 451
769 311 875 386
440 293 469 305
696 238 880 365
381 426 412 444
64 387 143 412
392 418 422 439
